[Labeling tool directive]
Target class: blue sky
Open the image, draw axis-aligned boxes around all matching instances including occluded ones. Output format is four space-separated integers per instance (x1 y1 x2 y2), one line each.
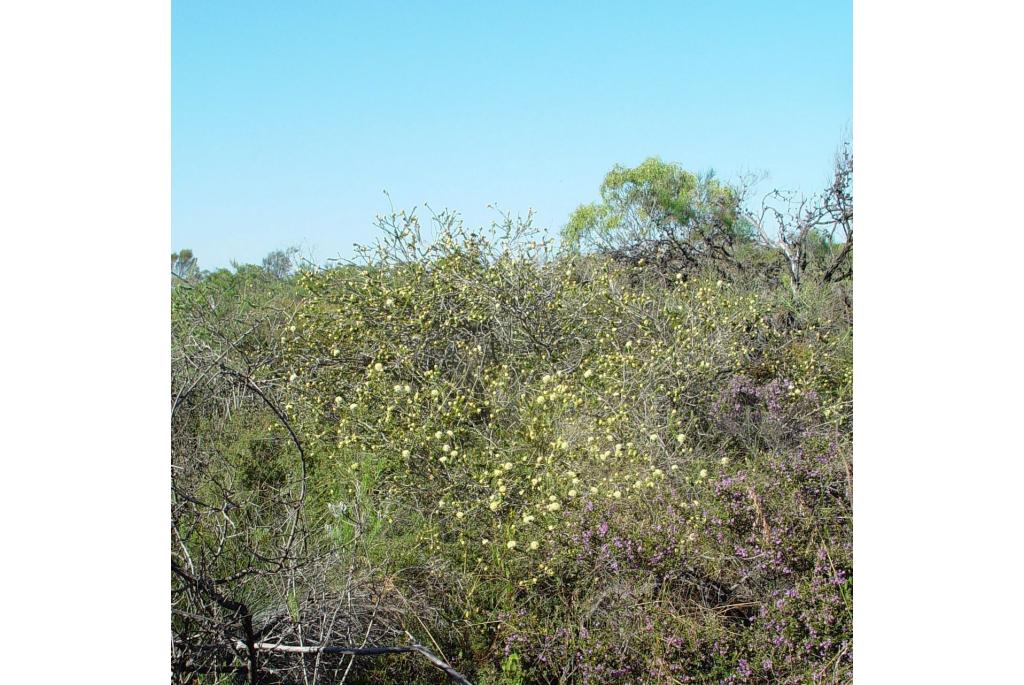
173 1 851 270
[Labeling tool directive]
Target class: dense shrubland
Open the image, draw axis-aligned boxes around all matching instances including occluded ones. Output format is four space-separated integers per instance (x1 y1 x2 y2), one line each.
172 153 852 684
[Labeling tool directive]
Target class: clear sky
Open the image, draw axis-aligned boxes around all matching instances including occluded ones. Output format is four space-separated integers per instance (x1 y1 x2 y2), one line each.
173 1 851 270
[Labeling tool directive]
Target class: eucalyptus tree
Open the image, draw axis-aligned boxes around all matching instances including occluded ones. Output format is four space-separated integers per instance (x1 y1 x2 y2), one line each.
562 157 751 275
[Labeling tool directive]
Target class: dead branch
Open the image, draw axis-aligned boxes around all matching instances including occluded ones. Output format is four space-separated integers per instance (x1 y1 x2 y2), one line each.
232 636 474 685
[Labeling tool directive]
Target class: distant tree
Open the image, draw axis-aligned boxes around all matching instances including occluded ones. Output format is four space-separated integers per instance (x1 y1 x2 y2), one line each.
171 249 199 283
562 157 751 274
261 246 300 280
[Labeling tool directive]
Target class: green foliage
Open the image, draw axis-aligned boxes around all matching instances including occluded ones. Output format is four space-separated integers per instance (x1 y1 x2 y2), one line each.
174 217 851 683
284 212 848 681
220 417 290 492
563 157 749 260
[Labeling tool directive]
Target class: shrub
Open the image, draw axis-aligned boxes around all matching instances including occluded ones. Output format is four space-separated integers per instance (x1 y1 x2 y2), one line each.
242 209 853 682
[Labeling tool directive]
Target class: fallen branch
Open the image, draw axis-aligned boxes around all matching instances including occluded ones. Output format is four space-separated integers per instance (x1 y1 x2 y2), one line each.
234 637 474 685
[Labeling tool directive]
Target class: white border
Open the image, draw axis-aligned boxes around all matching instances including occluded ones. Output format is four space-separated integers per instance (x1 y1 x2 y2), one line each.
856 0 1024 681
0 1 169 682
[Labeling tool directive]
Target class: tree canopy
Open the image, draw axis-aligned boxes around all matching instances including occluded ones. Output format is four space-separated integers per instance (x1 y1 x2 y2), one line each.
563 157 751 268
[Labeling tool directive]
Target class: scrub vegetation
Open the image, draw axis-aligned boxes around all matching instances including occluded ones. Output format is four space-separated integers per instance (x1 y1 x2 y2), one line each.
172 147 852 684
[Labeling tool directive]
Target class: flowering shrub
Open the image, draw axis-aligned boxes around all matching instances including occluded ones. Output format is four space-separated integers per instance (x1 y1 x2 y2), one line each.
183 209 851 683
